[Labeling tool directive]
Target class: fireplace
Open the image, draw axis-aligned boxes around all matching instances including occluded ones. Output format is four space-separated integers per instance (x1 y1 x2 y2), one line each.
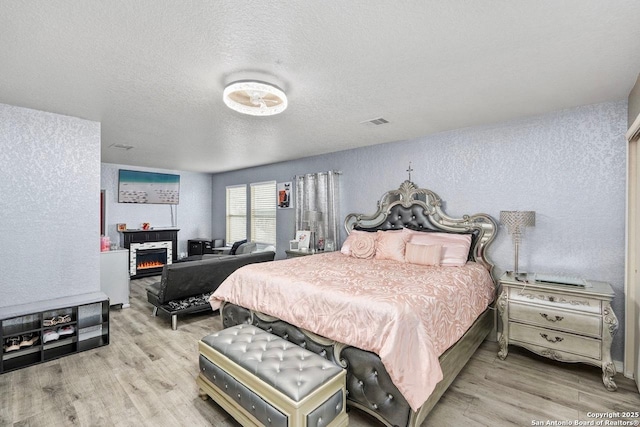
129 241 172 278
120 228 179 279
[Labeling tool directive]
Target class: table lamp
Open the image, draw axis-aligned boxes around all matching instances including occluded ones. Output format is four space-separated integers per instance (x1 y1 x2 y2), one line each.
304 210 323 252
500 210 535 277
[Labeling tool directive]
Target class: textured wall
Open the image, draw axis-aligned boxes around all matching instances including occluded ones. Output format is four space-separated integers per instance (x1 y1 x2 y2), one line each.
0 103 101 307
100 163 213 257
211 101 628 361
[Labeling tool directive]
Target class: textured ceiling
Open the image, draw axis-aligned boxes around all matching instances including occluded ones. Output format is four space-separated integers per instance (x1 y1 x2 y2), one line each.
1 1 639 173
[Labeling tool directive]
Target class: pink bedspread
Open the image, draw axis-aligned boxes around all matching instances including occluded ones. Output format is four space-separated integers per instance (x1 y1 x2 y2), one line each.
209 252 494 411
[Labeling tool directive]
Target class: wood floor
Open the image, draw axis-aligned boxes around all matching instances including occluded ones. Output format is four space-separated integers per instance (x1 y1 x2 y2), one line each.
1 277 639 427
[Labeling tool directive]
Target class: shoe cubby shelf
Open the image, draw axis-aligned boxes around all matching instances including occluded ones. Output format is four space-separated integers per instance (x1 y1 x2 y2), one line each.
0 291 109 374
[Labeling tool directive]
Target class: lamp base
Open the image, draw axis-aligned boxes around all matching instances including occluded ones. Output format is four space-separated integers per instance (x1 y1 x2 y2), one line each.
506 270 531 282
309 230 317 252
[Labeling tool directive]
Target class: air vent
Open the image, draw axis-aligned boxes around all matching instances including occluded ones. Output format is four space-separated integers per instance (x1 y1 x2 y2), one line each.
109 143 134 150
360 117 390 127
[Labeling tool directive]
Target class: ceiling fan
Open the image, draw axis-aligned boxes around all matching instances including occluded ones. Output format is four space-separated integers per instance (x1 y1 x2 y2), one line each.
232 90 282 109
223 81 288 116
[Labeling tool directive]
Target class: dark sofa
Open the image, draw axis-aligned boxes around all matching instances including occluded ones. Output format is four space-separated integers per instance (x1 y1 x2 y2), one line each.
146 251 275 329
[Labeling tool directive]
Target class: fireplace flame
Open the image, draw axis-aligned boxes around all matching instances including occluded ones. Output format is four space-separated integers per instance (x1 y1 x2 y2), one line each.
137 261 164 270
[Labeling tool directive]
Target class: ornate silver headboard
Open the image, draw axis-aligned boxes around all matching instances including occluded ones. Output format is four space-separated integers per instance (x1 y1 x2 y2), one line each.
344 180 497 278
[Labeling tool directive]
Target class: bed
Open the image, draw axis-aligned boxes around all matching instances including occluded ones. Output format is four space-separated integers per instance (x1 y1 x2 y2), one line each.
210 180 497 427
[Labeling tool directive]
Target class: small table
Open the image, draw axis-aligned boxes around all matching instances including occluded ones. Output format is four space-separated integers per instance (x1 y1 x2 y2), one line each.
497 272 618 391
100 249 130 308
210 247 230 254
285 249 315 258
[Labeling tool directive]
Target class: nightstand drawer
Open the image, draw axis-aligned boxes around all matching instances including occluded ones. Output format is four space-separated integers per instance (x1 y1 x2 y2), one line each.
508 287 601 315
509 323 601 360
509 302 601 338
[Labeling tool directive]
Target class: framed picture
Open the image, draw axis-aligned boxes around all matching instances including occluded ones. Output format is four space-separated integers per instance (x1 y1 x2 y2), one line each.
117 223 127 232
118 169 180 205
277 182 292 209
295 230 311 249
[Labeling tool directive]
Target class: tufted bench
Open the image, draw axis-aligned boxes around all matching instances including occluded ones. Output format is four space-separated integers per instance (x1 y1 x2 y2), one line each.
197 324 348 427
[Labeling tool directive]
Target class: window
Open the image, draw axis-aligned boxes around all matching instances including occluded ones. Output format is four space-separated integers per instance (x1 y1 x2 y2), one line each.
250 181 277 245
226 185 246 244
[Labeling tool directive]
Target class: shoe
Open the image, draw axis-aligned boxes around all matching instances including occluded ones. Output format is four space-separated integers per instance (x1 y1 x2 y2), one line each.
57 325 75 337
3 337 20 353
43 317 57 327
42 329 60 343
19 333 40 348
43 314 71 327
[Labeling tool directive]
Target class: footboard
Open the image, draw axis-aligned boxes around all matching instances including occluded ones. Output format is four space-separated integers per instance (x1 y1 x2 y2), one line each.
221 302 493 427
222 302 414 427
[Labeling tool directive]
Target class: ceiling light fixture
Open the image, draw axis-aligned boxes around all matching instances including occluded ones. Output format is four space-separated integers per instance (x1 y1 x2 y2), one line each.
223 80 288 116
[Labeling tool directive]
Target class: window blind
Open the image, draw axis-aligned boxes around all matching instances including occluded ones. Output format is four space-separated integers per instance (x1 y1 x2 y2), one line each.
226 185 247 243
250 181 276 245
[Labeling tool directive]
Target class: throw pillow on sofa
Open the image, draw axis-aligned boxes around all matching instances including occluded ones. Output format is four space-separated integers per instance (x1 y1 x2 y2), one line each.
229 239 247 255
235 242 257 255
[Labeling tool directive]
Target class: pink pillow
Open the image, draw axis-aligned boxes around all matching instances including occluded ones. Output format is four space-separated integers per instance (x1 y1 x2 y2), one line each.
341 230 371 255
408 232 472 266
405 243 442 266
350 233 377 259
402 227 419 240
375 230 407 262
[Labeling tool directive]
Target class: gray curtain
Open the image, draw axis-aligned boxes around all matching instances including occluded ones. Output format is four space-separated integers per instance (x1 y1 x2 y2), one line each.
294 171 341 251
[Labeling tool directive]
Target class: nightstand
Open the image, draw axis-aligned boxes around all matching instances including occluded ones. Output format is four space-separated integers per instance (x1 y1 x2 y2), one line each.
497 272 618 391
285 249 315 258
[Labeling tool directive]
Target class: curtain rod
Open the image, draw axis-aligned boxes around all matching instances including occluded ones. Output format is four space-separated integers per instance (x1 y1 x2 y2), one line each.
294 170 342 179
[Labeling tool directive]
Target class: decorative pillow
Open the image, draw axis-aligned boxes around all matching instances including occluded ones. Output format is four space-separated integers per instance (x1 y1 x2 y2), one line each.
341 230 372 255
349 233 377 259
374 230 407 262
405 243 442 266
402 227 419 240
229 239 247 255
408 232 472 266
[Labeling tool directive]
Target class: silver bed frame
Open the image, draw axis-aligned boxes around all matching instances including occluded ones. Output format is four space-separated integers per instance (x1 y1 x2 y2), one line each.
222 181 497 427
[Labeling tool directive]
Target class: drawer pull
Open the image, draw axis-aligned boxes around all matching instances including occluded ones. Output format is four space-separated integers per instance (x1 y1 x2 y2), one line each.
540 313 564 323
540 333 564 343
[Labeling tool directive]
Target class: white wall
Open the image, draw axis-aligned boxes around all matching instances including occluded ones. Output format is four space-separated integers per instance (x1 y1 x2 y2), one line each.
211 100 628 360
100 163 213 257
0 103 101 307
